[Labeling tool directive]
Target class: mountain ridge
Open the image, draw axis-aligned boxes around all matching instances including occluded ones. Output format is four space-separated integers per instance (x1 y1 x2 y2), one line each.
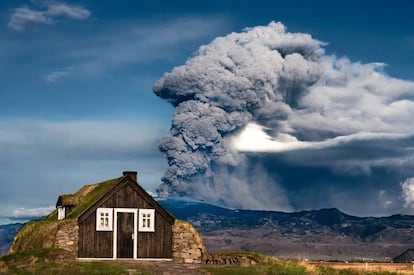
159 198 414 261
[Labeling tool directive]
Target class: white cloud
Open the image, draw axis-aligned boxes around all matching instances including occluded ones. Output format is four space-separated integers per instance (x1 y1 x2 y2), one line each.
401 178 414 208
11 206 54 219
8 2 90 31
378 190 393 209
8 7 50 31
44 67 73 82
46 4 90 20
0 206 55 224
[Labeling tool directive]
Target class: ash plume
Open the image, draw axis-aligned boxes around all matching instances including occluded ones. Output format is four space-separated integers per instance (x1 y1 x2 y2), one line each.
153 22 414 213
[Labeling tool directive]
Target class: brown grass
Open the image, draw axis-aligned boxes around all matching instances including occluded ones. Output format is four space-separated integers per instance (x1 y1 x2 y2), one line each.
10 220 58 253
307 261 414 274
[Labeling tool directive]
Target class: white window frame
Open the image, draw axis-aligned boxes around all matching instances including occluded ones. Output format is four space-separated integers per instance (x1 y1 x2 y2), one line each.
57 206 65 220
138 209 155 232
96 208 113 231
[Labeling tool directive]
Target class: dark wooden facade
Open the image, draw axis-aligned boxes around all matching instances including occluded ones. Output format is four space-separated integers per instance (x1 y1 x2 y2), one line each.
78 174 174 259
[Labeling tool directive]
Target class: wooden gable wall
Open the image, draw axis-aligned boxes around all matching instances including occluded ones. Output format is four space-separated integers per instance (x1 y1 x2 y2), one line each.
78 177 174 259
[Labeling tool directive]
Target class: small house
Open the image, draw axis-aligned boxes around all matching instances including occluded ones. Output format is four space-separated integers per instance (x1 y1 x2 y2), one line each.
56 194 78 220
12 171 206 264
57 171 175 259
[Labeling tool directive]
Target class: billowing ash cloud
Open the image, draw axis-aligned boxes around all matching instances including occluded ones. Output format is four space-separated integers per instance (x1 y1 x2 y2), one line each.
154 22 414 214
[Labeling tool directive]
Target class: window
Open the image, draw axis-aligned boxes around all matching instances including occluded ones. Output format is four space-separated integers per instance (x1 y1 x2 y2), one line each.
96 208 113 231
138 209 155 232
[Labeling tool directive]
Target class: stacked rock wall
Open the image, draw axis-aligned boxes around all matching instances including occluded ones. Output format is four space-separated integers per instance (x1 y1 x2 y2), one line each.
172 220 207 264
206 253 259 266
53 219 78 260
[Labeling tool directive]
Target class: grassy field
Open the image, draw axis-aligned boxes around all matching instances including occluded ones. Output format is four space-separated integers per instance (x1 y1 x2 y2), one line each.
204 261 410 275
0 248 151 275
0 248 411 274
203 252 405 274
204 261 307 274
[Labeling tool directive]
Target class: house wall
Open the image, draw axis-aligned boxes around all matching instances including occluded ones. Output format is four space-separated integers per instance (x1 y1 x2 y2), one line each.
78 179 173 258
78 217 113 258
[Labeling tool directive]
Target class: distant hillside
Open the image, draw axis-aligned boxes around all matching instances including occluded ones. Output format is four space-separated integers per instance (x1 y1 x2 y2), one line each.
393 249 414 263
159 198 414 261
0 223 26 256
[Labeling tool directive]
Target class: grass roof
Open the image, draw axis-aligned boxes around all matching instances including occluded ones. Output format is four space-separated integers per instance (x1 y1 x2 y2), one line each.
57 194 79 206
42 176 124 223
65 176 124 219
11 177 125 253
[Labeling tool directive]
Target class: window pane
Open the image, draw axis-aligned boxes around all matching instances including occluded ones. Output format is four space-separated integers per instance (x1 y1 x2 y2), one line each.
96 208 113 231
139 209 155 232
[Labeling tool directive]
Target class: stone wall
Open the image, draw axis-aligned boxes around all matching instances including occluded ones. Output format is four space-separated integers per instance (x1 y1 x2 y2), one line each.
53 219 78 260
206 253 259 266
172 220 207 264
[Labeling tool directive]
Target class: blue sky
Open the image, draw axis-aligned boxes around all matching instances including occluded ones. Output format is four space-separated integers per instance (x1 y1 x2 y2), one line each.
0 0 414 224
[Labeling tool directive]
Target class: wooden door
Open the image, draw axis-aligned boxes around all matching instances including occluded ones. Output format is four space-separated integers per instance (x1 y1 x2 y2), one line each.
117 212 134 258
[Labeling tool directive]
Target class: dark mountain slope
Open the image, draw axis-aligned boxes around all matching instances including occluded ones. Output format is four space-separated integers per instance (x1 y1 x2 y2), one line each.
0 223 25 256
160 198 414 261
394 249 414 262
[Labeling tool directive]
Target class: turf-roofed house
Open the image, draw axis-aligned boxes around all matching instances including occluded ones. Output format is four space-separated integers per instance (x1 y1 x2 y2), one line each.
11 171 206 263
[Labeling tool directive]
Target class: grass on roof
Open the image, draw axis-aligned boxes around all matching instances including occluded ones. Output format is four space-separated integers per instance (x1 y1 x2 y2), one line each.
66 176 124 219
58 194 79 206
11 177 124 254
